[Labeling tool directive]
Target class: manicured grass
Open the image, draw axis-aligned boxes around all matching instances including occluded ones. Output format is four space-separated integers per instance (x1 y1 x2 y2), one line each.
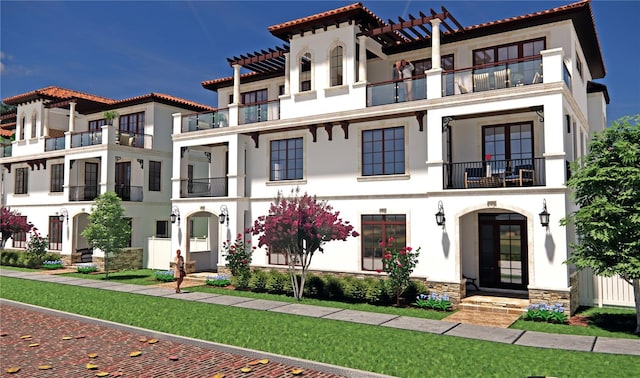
1 277 638 377
513 306 639 339
60 269 160 286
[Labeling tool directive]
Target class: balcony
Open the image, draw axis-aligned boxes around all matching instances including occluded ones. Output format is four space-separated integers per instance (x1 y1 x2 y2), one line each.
115 131 151 148
1 143 11 157
444 157 546 190
44 136 65 151
71 130 102 148
239 100 280 125
180 177 228 198
367 75 427 106
115 185 143 202
444 57 543 96
69 185 100 201
182 110 229 132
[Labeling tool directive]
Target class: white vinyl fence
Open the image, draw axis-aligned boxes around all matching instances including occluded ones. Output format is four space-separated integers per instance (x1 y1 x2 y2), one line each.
578 267 635 307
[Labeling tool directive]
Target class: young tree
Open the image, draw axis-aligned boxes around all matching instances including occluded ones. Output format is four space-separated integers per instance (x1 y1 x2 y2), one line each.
251 188 359 300
562 115 640 334
0 207 33 250
81 191 131 278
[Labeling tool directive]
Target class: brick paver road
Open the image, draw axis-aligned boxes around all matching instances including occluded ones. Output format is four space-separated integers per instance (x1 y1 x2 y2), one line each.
0 303 347 378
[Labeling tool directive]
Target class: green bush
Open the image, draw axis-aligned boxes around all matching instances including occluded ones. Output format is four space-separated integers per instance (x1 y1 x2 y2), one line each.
1 251 19 266
77 263 98 274
323 275 345 300
248 270 269 292
364 278 385 305
350 277 370 303
403 280 428 301
153 270 175 282
231 271 251 289
305 273 325 298
265 270 289 294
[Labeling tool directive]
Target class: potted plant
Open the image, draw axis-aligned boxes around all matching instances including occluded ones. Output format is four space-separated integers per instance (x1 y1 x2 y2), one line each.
103 110 119 126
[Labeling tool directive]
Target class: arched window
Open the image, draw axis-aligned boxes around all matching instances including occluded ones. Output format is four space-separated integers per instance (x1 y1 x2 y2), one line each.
330 46 343 86
19 116 25 140
299 52 312 92
31 112 37 138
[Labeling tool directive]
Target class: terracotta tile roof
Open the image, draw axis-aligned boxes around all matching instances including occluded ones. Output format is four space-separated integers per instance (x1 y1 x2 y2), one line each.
202 72 261 91
114 93 215 112
2 85 115 105
0 128 15 137
268 2 385 35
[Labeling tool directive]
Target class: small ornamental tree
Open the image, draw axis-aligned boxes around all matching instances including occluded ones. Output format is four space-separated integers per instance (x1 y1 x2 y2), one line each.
561 115 640 334
1 207 33 250
379 237 421 305
251 188 359 300
26 228 49 264
81 191 131 278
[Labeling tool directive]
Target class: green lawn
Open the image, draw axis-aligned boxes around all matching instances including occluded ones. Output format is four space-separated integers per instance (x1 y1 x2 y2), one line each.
61 269 160 286
1 276 638 377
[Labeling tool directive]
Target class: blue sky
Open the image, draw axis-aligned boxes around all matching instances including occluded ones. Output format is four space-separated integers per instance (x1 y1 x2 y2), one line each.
1 1 638 124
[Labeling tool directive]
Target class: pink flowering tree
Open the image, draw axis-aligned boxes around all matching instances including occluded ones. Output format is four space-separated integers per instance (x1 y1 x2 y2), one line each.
379 237 421 305
1 207 33 250
251 188 359 300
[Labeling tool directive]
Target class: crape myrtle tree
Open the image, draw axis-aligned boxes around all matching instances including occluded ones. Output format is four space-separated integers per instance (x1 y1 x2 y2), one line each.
251 188 359 300
1 207 33 250
561 115 640 334
81 191 131 278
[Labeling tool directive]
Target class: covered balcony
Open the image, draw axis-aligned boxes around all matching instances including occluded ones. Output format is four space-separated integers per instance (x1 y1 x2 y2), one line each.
444 157 546 190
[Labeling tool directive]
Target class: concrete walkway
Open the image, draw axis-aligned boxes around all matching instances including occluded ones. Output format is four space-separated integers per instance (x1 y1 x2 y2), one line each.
1 269 639 358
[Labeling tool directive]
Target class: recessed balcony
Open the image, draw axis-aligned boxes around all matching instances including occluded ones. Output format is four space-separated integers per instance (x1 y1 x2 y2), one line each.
444 157 546 190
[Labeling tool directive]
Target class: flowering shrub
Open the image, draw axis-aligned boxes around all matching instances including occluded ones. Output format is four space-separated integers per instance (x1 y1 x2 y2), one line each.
523 303 568 324
154 270 175 282
206 274 231 287
415 293 453 311
378 237 421 305
42 260 63 269
222 234 254 278
76 263 98 274
26 229 49 263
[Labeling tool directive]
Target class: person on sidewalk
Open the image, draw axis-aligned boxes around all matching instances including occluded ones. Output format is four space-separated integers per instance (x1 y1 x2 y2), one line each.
173 249 186 293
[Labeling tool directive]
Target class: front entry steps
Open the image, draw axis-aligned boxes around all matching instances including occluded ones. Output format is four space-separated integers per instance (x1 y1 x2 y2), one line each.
442 295 530 328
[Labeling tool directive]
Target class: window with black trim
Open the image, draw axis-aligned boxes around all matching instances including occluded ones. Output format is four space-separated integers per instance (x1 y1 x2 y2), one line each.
362 127 405 176
15 167 28 194
300 52 312 92
361 214 406 271
50 163 64 192
48 215 63 251
119 112 145 134
270 138 303 181
330 46 343 86
12 216 27 248
89 119 107 131
149 160 161 191
156 220 169 238
483 122 533 172
473 38 545 66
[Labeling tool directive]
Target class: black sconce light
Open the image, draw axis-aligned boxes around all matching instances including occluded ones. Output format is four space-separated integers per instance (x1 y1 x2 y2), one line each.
219 205 229 226
58 208 68 223
170 206 180 225
435 201 445 227
539 199 550 228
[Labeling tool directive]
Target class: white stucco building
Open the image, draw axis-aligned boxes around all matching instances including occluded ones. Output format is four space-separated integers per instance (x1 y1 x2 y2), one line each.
169 0 608 313
1 87 213 268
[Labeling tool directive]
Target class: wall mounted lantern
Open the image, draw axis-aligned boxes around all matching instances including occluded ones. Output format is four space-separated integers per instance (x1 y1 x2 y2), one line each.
219 205 229 226
435 201 445 227
170 206 180 225
58 208 68 223
539 199 550 228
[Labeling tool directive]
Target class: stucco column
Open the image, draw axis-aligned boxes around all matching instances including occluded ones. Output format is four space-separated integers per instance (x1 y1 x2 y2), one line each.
232 64 241 105
430 18 441 69
357 35 367 83
43 108 50 137
68 102 76 133
283 53 290 95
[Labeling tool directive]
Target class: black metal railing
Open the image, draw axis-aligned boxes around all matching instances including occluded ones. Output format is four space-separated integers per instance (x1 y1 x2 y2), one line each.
69 185 100 201
180 177 228 198
115 185 143 202
444 157 545 189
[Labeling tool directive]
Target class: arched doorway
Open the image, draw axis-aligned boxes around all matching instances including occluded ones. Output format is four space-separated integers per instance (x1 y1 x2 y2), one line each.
184 211 219 272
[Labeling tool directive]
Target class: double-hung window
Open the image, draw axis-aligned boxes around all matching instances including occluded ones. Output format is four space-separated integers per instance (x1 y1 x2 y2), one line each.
330 46 343 86
15 167 28 194
149 160 161 191
270 138 303 181
300 53 312 92
12 216 27 248
50 163 64 193
48 216 63 251
362 127 405 176
361 215 406 271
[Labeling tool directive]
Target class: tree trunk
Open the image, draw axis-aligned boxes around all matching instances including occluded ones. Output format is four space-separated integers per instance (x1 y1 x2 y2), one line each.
104 252 109 279
633 278 640 335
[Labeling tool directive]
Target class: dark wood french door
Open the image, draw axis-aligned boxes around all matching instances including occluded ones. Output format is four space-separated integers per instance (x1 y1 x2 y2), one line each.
478 213 528 290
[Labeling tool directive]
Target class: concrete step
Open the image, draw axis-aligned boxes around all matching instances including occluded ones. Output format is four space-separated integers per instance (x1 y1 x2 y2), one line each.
458 303 526 315
460 295 529 314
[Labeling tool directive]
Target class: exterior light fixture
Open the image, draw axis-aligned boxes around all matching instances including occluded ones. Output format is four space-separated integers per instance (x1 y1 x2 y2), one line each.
219 205 229 226
435 201 445 227
170 206 180 225
539 199 550 228
58 208 69 223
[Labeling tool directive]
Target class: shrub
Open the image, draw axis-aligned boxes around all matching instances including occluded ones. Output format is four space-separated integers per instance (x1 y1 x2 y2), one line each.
403 280 428 301
153 270 175 282
265 270 290 294
26 229 48 264
523 303 568 324
323 275 345 300
222 234 254 277
379 237 421 305
18 253 39 268
77 263 98 274
364 278 385 305
248 270 269 292
0 251 19 266
231 271 251 289
42 260 64 270
415 293 453 311
206 274 231 287
305 274 325 298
